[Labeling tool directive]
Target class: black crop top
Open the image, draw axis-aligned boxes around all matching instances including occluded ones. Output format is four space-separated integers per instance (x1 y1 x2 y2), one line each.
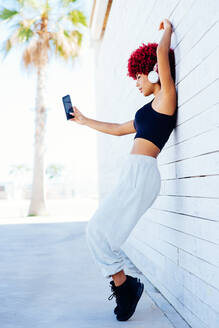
133 98 177 151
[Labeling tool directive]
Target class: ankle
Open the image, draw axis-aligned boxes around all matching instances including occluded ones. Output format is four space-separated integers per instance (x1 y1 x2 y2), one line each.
114 275 127 287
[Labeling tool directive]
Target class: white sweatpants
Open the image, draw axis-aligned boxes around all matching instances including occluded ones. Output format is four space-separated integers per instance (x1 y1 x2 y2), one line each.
86 153 161 280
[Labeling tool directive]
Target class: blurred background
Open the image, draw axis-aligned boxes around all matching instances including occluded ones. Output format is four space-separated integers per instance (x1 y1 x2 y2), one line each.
0 0 99 220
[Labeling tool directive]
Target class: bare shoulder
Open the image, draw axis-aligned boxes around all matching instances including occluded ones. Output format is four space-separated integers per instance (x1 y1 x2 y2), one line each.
153 88 177 115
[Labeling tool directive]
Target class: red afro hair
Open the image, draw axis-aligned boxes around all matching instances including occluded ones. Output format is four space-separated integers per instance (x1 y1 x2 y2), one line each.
127 42 175 83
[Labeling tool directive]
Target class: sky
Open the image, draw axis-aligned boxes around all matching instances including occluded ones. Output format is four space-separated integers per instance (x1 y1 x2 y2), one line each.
0 0 98 196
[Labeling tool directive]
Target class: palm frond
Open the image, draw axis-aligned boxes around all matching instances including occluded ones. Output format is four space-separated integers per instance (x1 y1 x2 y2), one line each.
61 0 77 7
16 0 40 10
22 32 50 68
16 19 35 41
0 23 35 61
2 19 35 52
0 30 20 59
18 25 34 42
63 29 82 46
0 1 87 66
70 30 82 46
50 28 81 61
0 8 18 21
68 10 87 27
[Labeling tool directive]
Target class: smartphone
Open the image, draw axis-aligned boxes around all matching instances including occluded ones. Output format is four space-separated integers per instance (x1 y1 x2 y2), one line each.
62 94 75 120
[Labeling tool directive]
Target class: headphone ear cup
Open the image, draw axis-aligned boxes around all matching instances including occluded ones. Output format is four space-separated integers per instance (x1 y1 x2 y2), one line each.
148 71 159 83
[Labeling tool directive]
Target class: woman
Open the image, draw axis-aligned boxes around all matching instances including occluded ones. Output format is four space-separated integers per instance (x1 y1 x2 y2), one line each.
70 18 177 321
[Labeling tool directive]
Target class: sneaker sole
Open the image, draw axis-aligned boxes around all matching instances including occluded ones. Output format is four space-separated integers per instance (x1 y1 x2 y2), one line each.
116 282 144 321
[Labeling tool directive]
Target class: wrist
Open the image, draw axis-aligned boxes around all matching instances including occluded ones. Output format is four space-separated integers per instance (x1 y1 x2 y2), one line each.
165 24 172 32
84 116 89 125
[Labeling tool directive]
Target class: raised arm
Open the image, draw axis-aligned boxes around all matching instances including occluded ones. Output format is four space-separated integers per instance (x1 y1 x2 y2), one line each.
157 19 175 93
70 106 136 136
85 117 121 136
69 106 120 136
84 119 136 136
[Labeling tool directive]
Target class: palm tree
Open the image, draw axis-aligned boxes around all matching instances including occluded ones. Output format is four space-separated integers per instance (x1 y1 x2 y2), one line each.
0 0 88 216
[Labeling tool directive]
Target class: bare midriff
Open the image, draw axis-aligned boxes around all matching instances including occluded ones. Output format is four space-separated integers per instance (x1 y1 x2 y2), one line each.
130 138 160 158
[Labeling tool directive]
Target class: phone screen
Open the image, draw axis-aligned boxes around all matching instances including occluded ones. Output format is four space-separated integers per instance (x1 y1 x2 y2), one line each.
62 94 74 120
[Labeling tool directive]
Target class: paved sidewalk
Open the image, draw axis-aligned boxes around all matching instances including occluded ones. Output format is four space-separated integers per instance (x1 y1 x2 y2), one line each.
0 219 175 328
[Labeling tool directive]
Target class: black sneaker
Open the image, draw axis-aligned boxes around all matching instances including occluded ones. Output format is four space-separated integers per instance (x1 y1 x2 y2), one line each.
107 275 144 321
109 276 141 315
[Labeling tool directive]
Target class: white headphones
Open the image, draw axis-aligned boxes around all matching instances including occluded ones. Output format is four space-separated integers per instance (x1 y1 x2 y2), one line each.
148 63 159 83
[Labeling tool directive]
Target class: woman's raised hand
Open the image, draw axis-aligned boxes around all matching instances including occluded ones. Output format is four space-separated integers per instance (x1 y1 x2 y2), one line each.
69 106 87 125
158 18 172 31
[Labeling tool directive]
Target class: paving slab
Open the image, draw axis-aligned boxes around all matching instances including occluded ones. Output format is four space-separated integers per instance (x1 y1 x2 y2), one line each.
0 219 176 328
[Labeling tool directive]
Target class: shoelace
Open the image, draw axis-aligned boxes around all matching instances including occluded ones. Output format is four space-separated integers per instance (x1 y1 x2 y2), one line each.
107 277 140 301
108 291 116 301
108 284 119 301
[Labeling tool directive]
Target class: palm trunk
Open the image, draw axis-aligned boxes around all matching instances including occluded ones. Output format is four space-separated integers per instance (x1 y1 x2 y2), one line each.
28 65 48 216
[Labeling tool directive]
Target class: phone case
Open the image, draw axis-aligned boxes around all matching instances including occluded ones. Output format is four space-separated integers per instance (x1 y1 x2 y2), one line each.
62 94 75 120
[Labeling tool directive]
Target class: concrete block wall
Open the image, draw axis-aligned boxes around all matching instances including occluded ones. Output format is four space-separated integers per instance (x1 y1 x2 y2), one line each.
90 1 219 327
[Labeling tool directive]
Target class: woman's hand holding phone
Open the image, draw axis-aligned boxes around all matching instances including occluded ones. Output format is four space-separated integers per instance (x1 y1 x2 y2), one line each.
69 106 87 125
